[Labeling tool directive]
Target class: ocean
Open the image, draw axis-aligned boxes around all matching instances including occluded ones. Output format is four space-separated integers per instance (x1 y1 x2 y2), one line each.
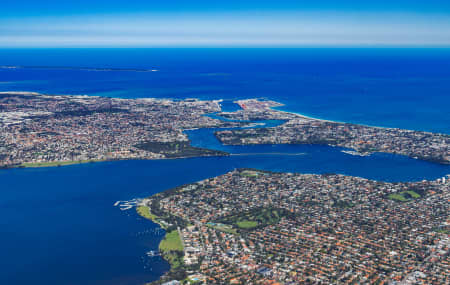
0 48 449 284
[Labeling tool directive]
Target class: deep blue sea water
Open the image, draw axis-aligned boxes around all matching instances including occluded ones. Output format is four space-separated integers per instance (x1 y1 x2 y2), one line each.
1 48 450 133
0 48 449 285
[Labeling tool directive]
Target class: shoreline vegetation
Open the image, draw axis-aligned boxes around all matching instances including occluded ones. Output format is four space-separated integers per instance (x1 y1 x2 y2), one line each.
19 159 105 168
135 140 228 159
136 205 189 285
1 140 229 170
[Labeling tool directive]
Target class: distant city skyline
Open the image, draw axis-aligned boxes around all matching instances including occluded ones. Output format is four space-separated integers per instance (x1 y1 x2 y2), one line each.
1 0 450 47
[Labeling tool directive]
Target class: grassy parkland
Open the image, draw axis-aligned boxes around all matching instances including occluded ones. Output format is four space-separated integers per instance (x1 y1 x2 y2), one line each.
136 206 161 225
206 222 237 234
388 190 422 202
236 220 259 229
136 205 188 284
218 207 291 232
159 230 184 269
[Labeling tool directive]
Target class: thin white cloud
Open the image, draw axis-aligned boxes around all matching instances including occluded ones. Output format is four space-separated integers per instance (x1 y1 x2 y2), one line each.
1 11 450 47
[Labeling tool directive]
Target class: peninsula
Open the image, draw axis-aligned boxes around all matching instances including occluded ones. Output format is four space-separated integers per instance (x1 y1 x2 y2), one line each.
215 99 450 164
139 169 449 284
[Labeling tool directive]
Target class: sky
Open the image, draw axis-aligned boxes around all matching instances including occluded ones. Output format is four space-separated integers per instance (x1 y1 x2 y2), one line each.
1 0 450 47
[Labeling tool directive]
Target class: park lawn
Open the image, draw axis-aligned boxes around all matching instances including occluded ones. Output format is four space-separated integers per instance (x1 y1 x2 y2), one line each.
405 190 421 198
159 230 184 268
236 220 259 229
219 207 288 231
160 230 184 252
240 170 259 177
136 206 160 222
137 207 184 269
207 223 237 235
388 193 409 202
388 190 421 202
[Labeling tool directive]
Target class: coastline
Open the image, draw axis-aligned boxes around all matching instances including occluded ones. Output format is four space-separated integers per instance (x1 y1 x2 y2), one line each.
232 98 410 130
2 151 229 170
19 159 106 168
136 205 167 230
272 104 448 133
2 137 230 170
269 103 333 123
136 205 186 285
273 106 335 123
2 91 445 133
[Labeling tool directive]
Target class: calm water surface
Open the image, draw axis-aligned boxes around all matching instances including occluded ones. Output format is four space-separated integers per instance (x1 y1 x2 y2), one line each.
0 48 449 284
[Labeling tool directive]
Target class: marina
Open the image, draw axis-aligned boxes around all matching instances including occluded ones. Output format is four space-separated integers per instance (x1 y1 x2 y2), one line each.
114 199 142 211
